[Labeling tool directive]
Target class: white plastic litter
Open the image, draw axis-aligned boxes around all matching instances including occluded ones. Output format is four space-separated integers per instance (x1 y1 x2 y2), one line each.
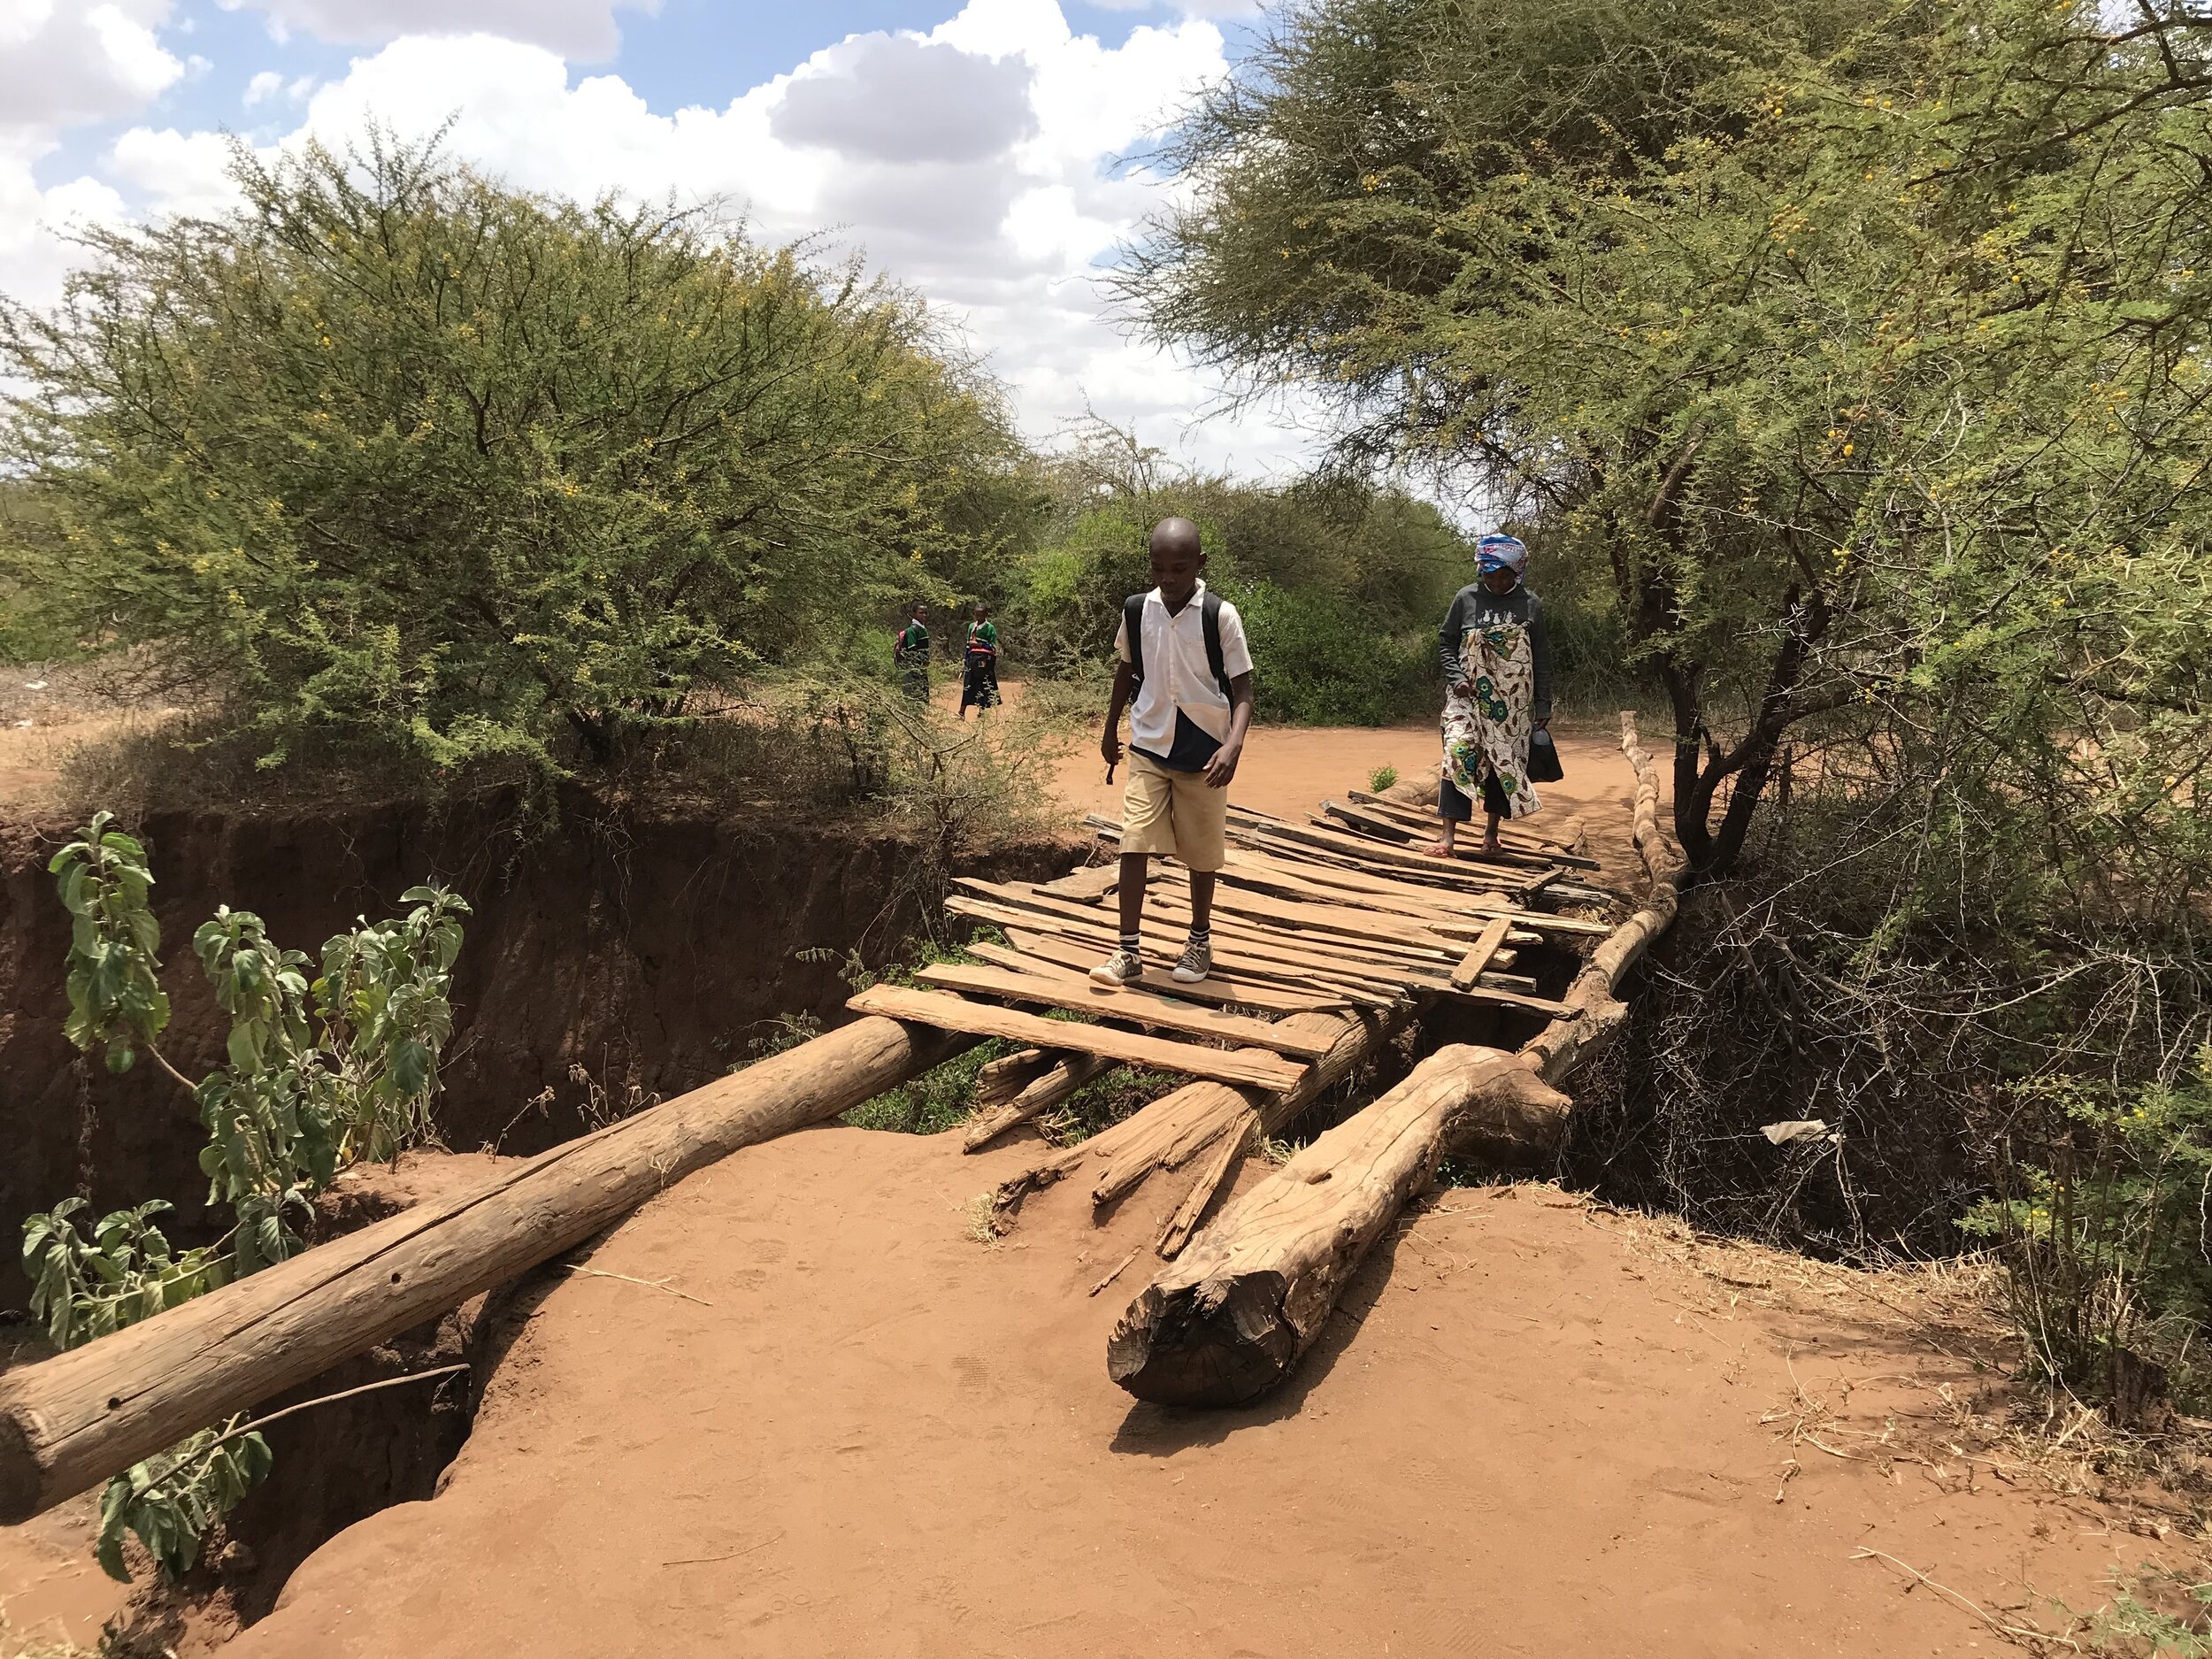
1760 1119 1830 1146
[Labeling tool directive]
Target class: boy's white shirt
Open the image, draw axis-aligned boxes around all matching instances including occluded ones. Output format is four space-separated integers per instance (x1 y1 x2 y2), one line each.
1112 580 1254 755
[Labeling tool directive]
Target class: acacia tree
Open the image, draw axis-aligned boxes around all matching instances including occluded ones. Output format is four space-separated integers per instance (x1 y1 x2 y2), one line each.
1118 0 2212 880
1 133 1028 773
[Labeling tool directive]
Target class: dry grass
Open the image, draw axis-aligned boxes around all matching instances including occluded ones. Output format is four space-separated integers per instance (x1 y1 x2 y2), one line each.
963 1191 1004 1245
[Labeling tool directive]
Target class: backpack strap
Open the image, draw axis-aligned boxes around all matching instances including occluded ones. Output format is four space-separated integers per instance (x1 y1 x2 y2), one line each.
1200 588 1233 700
1123 592 1148 683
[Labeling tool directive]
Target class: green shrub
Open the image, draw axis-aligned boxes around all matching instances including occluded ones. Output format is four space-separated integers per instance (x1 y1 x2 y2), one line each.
1220 578 1431 726
1962 1052 2212 1414
0 133 1025 780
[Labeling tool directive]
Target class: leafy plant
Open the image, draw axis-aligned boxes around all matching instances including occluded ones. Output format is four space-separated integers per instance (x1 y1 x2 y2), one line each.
20 1198 227 1352
1962 1052 2212 1413
1367 765 1399 793
49 811 171 1077
95 1418 272 1583
313 887 468 1162
19 814 472 1580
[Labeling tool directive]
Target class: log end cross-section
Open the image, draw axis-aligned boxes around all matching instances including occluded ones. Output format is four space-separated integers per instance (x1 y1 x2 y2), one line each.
1107 1046 1567 1407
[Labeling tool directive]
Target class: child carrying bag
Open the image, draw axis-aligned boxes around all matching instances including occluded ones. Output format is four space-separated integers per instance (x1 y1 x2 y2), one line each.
1526 727 1564 783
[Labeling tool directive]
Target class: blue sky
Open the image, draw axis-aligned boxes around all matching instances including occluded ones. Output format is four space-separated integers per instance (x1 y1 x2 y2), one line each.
3 1 1312 473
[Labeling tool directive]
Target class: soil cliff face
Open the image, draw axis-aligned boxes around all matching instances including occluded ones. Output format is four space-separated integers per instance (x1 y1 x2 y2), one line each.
0 791 1072 1291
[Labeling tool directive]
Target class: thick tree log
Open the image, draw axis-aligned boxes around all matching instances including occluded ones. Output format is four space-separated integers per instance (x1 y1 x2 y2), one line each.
1108 712 1688 1406
1108 1046 1567 1405
0 1014 975 1523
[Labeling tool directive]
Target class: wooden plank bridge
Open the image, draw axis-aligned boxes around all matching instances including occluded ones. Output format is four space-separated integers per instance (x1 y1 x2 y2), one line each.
0 716 1683 1522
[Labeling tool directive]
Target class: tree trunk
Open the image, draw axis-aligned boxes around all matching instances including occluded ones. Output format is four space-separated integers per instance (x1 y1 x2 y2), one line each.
1107 1047 1568 1406
0 1015 974 1524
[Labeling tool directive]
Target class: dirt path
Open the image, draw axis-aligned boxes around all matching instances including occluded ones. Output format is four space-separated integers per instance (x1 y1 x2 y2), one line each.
226 1126 2145 1659
1016 687 1655 884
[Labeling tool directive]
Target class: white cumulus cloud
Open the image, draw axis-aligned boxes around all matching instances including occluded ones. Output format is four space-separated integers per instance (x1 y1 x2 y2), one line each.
0 0 181 134
216 0 659 62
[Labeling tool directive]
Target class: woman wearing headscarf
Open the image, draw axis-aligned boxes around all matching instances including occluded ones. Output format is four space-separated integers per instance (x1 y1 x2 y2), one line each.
1429 533 1551 858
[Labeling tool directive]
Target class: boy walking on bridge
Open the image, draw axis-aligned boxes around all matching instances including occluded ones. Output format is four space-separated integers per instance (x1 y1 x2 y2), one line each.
1094 518 1254 987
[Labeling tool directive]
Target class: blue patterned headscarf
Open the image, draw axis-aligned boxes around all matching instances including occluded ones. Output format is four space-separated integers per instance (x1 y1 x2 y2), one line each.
1477 534 1529 580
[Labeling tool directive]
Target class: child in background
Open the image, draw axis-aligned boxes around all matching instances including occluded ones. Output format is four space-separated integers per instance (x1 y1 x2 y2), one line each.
1094 518 1255 987
894 603 931 702
960 603 1000 718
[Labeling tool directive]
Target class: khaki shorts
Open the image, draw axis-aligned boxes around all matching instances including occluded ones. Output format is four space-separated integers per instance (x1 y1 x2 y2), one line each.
1120 749 1228 872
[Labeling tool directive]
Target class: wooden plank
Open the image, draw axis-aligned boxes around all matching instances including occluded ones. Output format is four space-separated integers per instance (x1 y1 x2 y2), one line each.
1323 799 1571 874
963 872 1463 972
1319 798 1425 844
1225 810 1543 889
913 963 1339 1060
946 887 1410 1000
947 897 1400 1010
1224 847 1612 938
1346 791 1602 869
966 940 1350 1017
1426 981 1580 1018
1450 917 1514 990
1038 863 1121 900
1130 884 1456 972
1183 879 1463 956
849 984 1308 1093
1229 820 1540 896
1296 814 1555 889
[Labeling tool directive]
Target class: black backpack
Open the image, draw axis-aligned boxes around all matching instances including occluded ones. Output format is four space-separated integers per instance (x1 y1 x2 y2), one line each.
1124 589 1233 700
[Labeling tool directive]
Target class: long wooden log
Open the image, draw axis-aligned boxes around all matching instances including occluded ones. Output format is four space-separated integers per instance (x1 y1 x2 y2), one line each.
0 1014 975 1522
1107 712 1688 1406
1108 1046 1568 1405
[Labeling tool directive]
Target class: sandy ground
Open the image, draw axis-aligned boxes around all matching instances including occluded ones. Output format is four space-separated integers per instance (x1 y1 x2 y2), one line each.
1048 710 1650 881
224 1127 2151 1659
0 1469 119 1655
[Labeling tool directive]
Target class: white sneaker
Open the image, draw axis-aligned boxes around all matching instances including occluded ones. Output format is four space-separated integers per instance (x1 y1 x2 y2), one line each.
1171 936 1212 984
1090 948 1143 987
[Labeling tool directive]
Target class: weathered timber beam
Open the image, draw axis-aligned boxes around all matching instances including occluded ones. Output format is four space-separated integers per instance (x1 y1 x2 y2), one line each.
1107 712 1688 1406
0 1014 976 1523
1108 1045 1567 1405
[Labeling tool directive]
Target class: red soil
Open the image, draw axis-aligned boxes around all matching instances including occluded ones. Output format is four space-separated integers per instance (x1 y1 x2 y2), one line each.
228 1125 2151 1658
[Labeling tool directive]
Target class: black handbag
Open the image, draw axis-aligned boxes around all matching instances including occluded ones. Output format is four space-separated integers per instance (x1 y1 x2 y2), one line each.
1526 728 1564 783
